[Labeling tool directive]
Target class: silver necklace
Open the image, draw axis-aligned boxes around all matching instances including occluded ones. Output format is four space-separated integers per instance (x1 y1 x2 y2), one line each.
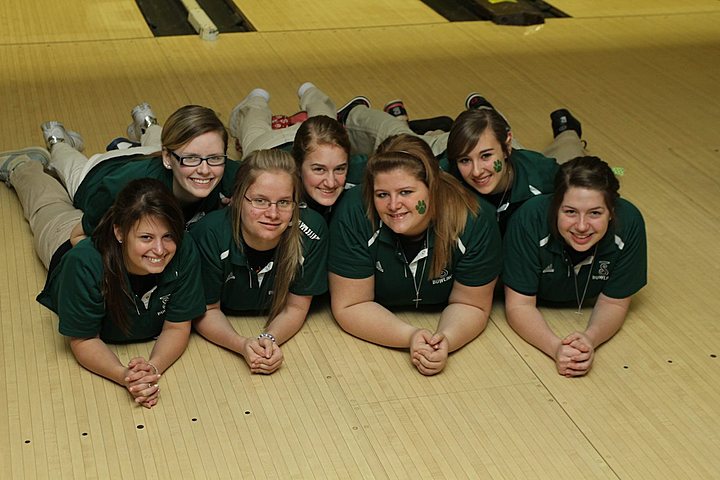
399 231 429 308
572 245 598 314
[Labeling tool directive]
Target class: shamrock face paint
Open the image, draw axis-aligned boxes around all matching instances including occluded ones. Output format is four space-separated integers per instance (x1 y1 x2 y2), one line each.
493 159 503 173
415 200 427 214
373 168 432 238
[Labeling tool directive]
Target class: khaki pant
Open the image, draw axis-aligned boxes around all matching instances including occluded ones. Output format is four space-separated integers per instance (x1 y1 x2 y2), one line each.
231 86 336 159
10 160 82 269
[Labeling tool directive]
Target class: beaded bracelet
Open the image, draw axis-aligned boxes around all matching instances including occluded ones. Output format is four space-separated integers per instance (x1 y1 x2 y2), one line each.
257 332 276 343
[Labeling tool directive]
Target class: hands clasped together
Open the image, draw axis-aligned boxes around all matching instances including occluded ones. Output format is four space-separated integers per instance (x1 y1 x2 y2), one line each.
410 329 449 376
241 336 284 374
124 357 161 409
554 331 595 377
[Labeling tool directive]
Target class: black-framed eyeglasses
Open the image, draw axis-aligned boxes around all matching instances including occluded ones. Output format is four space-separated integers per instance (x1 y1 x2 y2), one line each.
169 150 227 167
243 195 295 211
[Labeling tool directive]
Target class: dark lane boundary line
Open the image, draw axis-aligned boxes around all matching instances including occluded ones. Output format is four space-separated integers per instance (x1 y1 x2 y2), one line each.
420 0 569 25
135 0 253 37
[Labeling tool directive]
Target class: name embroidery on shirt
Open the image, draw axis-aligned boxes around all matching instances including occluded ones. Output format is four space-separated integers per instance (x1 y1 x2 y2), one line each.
299 220 320 240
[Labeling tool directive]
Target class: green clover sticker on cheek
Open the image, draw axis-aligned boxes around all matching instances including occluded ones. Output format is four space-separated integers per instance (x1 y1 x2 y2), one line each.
493 159 503 173
415 200 427 214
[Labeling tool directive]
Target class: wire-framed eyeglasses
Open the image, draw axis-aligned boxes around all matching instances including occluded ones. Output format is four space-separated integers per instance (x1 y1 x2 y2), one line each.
243 195 296 211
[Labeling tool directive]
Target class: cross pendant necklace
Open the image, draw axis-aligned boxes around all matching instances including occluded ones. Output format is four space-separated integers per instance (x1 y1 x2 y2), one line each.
573 245 598 315
399 231 428 309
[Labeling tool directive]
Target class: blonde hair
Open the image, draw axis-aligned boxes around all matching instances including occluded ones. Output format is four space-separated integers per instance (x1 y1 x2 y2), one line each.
362 134 478 278
230 149 303 323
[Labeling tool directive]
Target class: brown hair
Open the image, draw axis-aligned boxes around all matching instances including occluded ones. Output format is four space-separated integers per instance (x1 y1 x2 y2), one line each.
446 108 511 178
161 105 228 153
549 156 620 238
291 115 350 169
362 134 478 278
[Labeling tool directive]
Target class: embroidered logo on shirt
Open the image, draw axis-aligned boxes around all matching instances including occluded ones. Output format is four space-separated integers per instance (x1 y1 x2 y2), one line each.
157 294 171 316
375 261 384 273
593 261 610 280
431 269 453 285
542 264 555 273
225 272 235 283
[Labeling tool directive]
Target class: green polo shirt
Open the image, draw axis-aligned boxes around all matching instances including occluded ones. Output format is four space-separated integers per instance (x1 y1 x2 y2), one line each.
503 194 647 302
328 187 502 307
73 154 241 234
344 154 369 188
36 236 206 343
439 149 558 232
189 206 329 312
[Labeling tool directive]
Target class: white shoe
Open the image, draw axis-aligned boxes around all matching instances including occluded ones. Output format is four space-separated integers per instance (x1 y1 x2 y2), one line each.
40 121 85 152
127 102 158 142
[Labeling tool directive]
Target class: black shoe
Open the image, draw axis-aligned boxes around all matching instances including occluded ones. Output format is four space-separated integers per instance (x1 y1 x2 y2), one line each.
337 96 371 124
408 116 454 135
550 109 582 138
383 99 407 118
464 92 495 111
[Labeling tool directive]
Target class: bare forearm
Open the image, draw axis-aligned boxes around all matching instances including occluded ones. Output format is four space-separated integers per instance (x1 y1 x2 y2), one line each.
437 303 488 352
333 302 418 348
506 305 561 358
148 322 191 373
584 296 631 348
264 300 310 345
70 338 127 385
193 307 248 355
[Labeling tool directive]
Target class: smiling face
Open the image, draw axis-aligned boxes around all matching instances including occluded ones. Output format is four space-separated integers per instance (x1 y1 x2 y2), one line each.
301 143 348 206
455 128 511 196
163 131 226 205
372 168 431 238
115 215 177 275
557 187 611 252
241 171 295 250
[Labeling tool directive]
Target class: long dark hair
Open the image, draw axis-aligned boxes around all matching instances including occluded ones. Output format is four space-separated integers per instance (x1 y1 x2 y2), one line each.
549 156 620 238
93 179 185 334
446 108 511 178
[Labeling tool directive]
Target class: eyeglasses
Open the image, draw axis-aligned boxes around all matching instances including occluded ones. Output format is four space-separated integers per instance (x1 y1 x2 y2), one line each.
243 195 295 211
169 150 227 167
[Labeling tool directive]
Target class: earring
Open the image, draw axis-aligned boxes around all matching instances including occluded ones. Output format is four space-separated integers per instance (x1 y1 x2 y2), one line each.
118 239 123 244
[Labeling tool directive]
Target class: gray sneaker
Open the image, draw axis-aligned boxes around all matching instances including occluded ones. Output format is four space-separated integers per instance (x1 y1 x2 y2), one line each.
127 102 158 142
40 121 85 151
0 147 50 187
229 88 270 139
